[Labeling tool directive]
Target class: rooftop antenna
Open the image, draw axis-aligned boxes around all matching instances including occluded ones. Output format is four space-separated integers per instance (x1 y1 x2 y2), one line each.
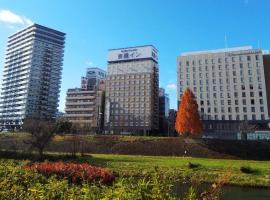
257 40 260 48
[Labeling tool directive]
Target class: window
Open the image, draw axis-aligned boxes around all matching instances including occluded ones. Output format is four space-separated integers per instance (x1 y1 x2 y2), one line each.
260 107 264 112
243 99 246 105
259 91 263 97
251 99 255 105
247 56 251 61
250 92 254 97
243 107 247 112
235 100 239 105
235 107 239 113
251 107 255 112
242 92 246 97
240 63 243 68
256 55 259 60
260 99 263 104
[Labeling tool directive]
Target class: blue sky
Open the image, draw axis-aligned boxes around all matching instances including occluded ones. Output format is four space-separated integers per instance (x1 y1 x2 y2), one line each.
0 0 270 111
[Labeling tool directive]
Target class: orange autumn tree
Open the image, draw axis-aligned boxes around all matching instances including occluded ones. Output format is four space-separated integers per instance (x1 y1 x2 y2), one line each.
175 88 202 136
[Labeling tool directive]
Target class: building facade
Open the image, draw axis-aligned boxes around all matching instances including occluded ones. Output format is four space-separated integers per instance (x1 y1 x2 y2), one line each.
177 46 270 134
0 24 65 128
159 88 170 135
104 45 159 135
81 67 106 90
65 67 106 132
65 82 105 132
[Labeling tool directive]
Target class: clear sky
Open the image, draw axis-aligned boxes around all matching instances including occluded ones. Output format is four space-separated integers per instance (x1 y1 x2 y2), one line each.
0 0 270 111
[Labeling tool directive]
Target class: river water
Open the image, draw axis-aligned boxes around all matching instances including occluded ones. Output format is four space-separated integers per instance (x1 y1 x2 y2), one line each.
173 182 270 199
221 186 270 200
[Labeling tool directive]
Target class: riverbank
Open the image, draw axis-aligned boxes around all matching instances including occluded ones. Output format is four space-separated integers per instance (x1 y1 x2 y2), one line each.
2 133 270 160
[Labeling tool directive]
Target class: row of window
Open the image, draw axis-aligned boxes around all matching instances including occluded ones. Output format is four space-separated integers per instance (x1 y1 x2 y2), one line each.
181 55 260 67
108 74 151 80
198 98 264 106
202 114 265 121
109 121 150 127
111 109 150 114
111 103 150 108
201 106 265 113
180 67 261 80
109 85 150 91
108 91 150 97
108 80 151 85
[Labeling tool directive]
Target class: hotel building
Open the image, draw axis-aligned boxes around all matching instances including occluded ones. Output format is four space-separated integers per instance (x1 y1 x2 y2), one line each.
177 46 270 135
0 24 65 128
105 45 159 135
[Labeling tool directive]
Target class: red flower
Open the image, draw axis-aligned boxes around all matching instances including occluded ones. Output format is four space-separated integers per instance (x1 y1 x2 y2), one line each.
24 162 115 184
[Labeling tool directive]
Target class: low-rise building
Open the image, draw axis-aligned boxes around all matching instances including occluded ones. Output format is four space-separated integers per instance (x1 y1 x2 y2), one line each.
65 82 105 132
65 67 106 133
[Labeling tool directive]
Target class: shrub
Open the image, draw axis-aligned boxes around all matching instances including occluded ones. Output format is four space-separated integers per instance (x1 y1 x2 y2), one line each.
240 166 254 174
187 162 200 169
24 162 115 184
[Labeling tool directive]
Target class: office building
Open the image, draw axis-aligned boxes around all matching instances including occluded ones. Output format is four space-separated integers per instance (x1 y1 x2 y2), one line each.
159 88 169 117
105 45 159 135
159 88 170 135
0 24 65 128
81 67 106 90
65 67 106 132
177 46 270 134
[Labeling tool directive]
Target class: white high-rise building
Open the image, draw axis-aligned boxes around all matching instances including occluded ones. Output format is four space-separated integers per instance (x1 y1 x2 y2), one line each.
0 24 65 128
105 45 159 135
177 46 270 134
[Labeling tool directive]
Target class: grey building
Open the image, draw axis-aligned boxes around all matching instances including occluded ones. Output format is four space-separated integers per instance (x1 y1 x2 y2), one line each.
0 24 65 128
81 67 106 90
65 67 106 132
159 88 170 135
177 46 270 136
105 45 159 135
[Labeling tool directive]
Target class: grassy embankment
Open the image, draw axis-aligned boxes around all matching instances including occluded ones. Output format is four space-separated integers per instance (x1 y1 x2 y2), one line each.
1 133 270 187
1 153 270 187
82 154 270 187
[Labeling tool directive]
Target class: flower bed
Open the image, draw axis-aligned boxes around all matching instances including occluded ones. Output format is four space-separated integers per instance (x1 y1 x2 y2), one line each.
24 162 115 184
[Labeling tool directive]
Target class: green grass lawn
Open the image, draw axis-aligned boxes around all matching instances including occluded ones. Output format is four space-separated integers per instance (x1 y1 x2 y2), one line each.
83 154 270 187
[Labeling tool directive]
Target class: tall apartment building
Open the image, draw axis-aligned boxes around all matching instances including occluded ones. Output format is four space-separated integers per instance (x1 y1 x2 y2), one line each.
65 67 106 132
105 45 159 135
0 24 65 128
177 46 270 134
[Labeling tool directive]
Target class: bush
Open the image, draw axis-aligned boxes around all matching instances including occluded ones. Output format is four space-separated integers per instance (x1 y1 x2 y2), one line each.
240 166 254 174
24 162 115 184
187 162 200 169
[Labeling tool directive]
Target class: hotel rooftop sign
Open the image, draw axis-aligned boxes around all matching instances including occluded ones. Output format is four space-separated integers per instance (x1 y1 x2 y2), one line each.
108 45 158 62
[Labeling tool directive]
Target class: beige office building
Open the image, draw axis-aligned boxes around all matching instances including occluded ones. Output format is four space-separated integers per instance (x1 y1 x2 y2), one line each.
65 81 105 132
105 45 159 135
177 46 270 136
